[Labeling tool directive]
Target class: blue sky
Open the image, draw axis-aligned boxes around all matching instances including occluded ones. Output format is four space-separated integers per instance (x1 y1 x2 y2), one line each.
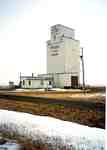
0 0 106 85
0 0 33 16
0 0 16 16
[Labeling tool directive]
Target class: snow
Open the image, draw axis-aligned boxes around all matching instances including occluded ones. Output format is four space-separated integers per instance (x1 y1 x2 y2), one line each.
0 109 105 149
15 88 82 92
15 88 45 92
0 141 21 150
68 93 105 98
51 88 82 92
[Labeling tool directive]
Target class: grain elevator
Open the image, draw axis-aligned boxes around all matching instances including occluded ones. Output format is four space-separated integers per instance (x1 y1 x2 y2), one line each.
21 24 80 89
40 24 80 88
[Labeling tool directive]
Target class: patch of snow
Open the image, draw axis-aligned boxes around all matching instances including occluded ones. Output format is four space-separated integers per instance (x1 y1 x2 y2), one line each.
68 93 105 98
0 109 105 149
0 141 21 150
14 88 44 92
50 88 67 91
15 88 82 92
51 88 82 92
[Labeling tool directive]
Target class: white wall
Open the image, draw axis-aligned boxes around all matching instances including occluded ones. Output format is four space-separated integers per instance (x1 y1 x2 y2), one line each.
21 79 42 89
47 40 65 73
64 38 80 80
21 79 52 89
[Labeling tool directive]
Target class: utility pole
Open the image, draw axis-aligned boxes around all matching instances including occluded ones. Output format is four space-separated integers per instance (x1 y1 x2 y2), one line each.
80 47 85 92
19 72 21 87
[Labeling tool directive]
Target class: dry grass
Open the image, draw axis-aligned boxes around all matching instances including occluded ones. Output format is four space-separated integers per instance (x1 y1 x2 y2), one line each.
0 125 74 150
1 132 71 150
1 90 105 104
0 132 54 150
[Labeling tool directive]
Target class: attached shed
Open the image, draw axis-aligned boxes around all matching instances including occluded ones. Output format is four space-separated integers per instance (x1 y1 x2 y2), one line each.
20 76 53 89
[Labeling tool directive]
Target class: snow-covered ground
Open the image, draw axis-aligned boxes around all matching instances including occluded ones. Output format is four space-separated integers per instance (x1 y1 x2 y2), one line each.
0 140 21 150
68 93 106 98
0 109 105 150
15 88 45 92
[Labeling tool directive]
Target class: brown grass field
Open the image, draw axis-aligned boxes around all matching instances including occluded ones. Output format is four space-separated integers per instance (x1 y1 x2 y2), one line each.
0 89 105 103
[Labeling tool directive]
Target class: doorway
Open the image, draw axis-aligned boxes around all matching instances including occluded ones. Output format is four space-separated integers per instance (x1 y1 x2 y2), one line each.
71 76 78 88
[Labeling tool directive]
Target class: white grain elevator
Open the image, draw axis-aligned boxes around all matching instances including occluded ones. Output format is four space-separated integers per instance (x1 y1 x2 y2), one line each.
47 24 80 88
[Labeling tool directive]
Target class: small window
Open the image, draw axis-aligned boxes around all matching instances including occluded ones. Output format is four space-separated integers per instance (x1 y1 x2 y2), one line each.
49 81 52 85
28 80 31 86
23 80 25 85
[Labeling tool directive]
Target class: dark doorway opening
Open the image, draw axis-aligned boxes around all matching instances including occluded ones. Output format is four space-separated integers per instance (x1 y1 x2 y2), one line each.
71 76 78 88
